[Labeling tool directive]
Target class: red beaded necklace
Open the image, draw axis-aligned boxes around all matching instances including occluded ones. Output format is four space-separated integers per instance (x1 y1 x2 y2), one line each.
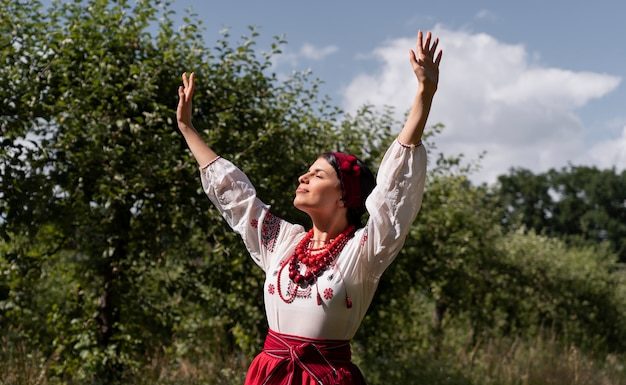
277 225 355 305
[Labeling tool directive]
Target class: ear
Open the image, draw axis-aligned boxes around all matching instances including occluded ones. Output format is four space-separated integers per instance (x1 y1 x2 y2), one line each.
337 198 346 208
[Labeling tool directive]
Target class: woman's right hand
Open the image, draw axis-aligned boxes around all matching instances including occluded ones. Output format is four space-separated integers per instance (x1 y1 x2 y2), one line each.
177 72 195 130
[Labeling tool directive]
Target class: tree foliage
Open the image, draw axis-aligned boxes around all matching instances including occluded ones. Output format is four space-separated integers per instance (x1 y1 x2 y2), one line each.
357 148 626 381
498 166 626 263
0 0 393 381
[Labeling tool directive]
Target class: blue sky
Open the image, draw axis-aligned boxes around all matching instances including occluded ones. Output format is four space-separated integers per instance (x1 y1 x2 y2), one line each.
177 1 625 183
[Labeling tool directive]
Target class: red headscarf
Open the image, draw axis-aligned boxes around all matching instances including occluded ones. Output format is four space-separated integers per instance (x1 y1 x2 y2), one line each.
332 152 362 209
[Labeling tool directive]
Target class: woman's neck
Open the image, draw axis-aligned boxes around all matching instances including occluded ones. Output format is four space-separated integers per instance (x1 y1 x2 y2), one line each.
309 214 349 243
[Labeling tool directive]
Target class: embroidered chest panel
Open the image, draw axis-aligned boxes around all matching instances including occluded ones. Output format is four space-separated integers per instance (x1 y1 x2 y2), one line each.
266 256 350 308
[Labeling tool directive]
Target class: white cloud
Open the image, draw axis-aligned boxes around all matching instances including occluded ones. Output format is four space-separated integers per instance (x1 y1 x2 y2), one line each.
588 125 626 169
342 26 622 184
300 43 338 60
475 9 498 22
273 43 338 68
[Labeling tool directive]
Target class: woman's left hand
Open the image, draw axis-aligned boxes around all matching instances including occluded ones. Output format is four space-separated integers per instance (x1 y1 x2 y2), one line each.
409 30 442 92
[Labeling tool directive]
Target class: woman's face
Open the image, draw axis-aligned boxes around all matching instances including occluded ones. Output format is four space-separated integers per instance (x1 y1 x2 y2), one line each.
293 157 343 214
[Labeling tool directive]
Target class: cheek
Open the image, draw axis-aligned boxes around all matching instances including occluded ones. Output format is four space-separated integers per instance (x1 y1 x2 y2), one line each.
321 184 342 201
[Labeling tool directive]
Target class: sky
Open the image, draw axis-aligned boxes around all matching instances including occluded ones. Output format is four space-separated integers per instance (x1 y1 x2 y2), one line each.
172 0 625 184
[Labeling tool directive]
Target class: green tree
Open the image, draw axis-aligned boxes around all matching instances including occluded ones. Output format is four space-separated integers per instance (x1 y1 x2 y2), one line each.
357 139 504 361
397 165 503 348
357 143 626 384
495 229 626 351
1 0 393 382
498 166 626 262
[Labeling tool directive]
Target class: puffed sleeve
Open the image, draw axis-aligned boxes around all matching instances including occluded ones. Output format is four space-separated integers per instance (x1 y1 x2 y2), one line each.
200 157 300 272
360 139 427 279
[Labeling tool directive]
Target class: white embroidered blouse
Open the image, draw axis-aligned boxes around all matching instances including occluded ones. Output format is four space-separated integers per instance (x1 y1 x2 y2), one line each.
200 140 427 340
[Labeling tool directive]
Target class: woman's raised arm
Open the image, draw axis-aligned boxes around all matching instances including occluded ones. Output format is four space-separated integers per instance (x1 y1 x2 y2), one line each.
397 30 443 146
176 72 219 168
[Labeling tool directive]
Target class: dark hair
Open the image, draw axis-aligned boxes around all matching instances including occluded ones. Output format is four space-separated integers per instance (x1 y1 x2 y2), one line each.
321 152 376 228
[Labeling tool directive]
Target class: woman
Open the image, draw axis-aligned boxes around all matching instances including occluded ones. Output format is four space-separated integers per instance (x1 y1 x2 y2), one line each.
176 31 442 385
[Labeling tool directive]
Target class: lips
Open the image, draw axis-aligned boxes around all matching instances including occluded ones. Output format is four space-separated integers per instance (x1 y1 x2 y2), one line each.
296 187 308 193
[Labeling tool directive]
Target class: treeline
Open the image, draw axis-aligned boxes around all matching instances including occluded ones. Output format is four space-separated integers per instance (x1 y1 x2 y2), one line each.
360 168 626 382
1 1 624 384
499 167 626 263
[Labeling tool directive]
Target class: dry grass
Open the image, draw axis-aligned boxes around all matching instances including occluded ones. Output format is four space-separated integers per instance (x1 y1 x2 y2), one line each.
0 339 48 385
455 335 626 385
1 335 624 385
132 351 248 385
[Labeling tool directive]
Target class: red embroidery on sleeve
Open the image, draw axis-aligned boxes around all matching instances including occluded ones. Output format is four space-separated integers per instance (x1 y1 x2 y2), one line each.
261 211 281 252
251 218 259 228
323 288 334 300
267 284 275 295
360 227 368 246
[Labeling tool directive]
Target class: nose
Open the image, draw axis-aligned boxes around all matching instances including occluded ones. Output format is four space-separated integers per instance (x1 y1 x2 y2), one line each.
298 172 310 184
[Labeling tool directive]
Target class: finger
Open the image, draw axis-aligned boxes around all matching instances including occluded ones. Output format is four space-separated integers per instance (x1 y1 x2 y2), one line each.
435 50 443 67
429 38 439 57
424 31 432 53
417 30 423 56
409 49 418 66
188 72 195 97
177 86 184 109
182 72 188 89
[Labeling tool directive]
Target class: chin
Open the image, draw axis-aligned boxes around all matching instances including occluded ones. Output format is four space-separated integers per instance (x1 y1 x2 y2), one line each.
293 198 312 214
293 198 304 211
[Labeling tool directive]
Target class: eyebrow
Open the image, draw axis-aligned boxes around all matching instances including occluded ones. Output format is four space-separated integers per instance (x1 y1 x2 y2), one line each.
308 168 329 174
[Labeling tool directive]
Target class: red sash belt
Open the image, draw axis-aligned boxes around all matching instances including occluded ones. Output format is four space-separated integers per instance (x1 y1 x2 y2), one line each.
260 329 352 385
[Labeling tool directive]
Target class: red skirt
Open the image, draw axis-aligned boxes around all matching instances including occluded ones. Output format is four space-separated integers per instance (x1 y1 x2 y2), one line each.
244 329 366 385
